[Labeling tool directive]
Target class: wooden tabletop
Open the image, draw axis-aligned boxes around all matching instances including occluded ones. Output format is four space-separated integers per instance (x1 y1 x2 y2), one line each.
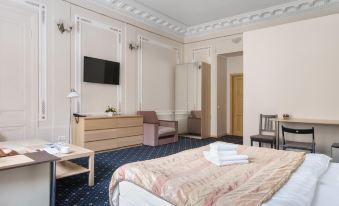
0 151 59 171
28 143 94 161
0 139 93 169
274 118 339 125
80 114 142 120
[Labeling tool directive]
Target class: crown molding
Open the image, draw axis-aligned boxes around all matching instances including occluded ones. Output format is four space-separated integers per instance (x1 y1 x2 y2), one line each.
185 0 339 36
85 0 187 35
86 0 339 38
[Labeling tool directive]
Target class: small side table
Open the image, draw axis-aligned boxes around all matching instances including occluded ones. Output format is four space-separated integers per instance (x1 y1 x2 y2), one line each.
29 143 95 186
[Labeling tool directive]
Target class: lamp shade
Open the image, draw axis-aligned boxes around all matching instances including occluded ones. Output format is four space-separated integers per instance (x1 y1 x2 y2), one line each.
67 89 79 98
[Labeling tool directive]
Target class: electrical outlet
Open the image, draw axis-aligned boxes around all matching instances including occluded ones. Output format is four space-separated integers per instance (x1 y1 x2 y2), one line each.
57 136 68 143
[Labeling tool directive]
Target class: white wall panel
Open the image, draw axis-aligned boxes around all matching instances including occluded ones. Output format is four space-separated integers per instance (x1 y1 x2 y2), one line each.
0 1 39 141
0 0 184 142
80 21 121 114
139 38 178 120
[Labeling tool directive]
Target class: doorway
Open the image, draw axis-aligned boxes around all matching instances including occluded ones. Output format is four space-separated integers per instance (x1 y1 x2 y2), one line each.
231 74 243 136
217 52 243 137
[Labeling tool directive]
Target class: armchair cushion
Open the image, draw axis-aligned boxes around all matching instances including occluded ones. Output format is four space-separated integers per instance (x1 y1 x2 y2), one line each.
191 110 201 119
158 126 176 137
137 111 159 124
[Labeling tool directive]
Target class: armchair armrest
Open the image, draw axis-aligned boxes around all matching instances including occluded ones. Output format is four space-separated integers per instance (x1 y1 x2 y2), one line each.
144 123 158 132
143 123 158 146
159 120 178 128
188 116 201 120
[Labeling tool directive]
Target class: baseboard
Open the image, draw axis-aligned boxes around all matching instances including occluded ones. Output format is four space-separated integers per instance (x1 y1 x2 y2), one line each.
216 132 228 138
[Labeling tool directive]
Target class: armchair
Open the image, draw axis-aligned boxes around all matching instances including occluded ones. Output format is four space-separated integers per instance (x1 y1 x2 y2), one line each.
187 110 201 135
137 111 178 146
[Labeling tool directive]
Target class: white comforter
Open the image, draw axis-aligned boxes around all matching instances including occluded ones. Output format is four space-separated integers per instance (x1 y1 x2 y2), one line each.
263 154 331 206
113 154 334 206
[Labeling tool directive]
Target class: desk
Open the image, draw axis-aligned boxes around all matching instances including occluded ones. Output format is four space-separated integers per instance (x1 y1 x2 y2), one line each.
274 118 339 149
2 139 95 186
0 151 59 206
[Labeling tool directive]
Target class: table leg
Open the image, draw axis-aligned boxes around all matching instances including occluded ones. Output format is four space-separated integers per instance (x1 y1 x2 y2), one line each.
88 154 94 186
50 161 56 206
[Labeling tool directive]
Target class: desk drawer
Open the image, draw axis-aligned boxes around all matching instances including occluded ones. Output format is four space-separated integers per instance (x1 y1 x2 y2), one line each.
84 117 142 130
84 126 143 142
85 135 143 152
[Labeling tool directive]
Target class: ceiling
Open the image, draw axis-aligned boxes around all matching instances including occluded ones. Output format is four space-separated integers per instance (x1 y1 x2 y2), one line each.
90 0 338 37
134 0 296 26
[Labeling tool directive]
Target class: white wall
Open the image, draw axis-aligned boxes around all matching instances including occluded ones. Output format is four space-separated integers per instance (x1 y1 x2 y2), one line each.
0 0 183 142
244 13 339 155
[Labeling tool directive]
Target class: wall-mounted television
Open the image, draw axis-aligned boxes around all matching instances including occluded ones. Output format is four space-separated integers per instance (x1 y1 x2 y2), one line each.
83 56 120 85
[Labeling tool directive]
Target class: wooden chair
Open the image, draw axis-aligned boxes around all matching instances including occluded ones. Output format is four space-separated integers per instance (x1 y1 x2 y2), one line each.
250 114 278 148
282 126 315 153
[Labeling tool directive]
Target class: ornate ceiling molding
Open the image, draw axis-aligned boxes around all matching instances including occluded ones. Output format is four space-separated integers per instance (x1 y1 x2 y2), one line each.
87 0 339 37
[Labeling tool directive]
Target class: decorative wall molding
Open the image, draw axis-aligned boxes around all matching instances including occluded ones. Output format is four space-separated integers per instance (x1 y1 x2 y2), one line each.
137 35 180 110
74 16 123 113
192 47 211 62
86 0 339 37
186 0 339 36
37 2 47 122
86 0 187 36
21 0 47 122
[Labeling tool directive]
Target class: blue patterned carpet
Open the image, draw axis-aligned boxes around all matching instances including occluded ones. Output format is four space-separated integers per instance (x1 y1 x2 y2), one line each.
56 136 242 206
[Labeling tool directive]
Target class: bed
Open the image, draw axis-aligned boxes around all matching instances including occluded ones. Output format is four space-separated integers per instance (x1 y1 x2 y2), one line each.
109 144 339 206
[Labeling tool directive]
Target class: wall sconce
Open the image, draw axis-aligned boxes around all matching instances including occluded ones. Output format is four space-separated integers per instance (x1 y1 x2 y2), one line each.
129 41 140 51
57 20 73 34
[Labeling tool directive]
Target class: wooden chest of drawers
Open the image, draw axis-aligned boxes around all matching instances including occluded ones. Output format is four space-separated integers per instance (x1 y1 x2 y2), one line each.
73 115 143 152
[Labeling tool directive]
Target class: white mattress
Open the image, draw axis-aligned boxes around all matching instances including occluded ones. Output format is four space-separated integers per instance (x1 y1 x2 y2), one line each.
114 163 339 206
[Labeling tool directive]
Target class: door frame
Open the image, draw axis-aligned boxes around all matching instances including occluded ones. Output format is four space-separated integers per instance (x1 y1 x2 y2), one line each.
230 73 243 136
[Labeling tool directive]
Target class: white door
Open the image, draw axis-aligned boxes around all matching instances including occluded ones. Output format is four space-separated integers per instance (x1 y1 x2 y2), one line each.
0 1 39 141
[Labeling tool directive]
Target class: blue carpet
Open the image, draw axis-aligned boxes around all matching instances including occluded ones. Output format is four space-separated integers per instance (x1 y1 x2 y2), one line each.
56 136 242 206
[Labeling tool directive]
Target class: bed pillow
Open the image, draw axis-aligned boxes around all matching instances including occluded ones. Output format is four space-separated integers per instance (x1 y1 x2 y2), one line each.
299 153 332 177
263 153 331 206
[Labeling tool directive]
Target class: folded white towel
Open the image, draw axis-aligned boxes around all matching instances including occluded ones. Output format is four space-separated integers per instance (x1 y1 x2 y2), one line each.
209 142 238 151
205 155 249 166
203 151 248 161
208 150 238 157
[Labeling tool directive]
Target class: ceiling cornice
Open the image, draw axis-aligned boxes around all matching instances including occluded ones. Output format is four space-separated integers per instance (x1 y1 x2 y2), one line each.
86 0 339 37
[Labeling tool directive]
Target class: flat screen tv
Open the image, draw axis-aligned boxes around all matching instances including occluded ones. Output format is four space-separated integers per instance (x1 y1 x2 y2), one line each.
83 56 120 85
